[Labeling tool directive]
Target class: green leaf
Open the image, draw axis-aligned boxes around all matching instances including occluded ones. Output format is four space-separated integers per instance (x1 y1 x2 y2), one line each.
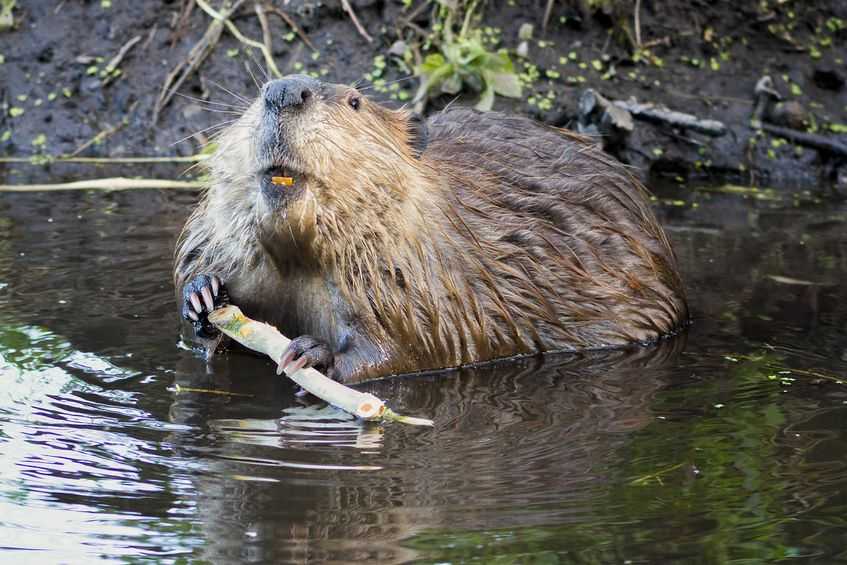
419 53 446 75
490 71 521 98
413 61 455 103
475 84 495 111
486 51 515 73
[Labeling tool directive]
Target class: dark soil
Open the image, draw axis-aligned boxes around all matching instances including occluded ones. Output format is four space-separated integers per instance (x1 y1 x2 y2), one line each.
1 0 845 189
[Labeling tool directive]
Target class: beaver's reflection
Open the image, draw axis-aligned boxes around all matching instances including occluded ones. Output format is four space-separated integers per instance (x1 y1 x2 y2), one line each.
165 336 685 564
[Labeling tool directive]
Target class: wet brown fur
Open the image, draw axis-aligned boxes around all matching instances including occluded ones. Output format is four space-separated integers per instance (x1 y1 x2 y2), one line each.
175 81 688 383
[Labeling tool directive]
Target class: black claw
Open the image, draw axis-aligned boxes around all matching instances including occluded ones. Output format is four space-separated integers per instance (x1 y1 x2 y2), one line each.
181 274 230 339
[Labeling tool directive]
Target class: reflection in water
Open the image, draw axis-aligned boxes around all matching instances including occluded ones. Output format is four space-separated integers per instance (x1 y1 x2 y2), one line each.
169 341 683 564
0 189 845 563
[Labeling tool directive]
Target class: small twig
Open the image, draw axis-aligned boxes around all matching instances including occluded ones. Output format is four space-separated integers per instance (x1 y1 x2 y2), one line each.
69 118 128 157
634 0 642 48
340 0 373 43
170 0 196 48
253 3 274 67
141 24 159 51
0 178 205 192
172 384 253 397
153 0 236 123
400 0 430 28
542 0 555 32
263 4 316 51
641 35 670 49
196 0 281 77
600 29 612 56
630 462 685 486
459 0 479 39
102 35 142 86
402 20 428 39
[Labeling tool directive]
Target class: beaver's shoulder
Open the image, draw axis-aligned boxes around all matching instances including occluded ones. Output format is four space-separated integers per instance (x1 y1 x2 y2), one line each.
423 108 657 235
426 107 590 145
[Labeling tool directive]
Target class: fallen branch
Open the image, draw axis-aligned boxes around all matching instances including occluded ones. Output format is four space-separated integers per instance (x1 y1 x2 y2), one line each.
0 178 205 192
760 122 847 157
208 305 433 426
613 97 727 136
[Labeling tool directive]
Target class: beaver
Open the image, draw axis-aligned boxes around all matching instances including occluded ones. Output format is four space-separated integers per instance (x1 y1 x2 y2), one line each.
174 75 688 383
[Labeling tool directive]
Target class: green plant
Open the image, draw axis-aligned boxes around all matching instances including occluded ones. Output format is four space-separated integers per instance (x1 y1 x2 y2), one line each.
0 0 16 31
413 1 521 111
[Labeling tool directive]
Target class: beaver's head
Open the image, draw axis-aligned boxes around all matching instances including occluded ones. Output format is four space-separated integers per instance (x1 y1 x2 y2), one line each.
209 76 429 250
207 76 432 265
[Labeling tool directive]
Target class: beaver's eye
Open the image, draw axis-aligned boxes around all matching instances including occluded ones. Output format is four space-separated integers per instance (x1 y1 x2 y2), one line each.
348 96 361 111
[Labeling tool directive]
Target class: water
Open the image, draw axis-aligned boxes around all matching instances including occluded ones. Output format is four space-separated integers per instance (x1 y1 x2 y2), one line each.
0 185 845 563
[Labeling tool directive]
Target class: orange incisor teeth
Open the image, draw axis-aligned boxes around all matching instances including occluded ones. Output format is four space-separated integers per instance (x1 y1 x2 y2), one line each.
271 176 295 186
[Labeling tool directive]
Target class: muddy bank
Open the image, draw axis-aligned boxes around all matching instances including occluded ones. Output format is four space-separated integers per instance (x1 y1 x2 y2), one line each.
0 0 845 189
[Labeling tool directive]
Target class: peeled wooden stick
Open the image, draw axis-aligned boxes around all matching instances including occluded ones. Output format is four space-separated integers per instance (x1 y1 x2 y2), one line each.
208 305 433 426
0 178 204 192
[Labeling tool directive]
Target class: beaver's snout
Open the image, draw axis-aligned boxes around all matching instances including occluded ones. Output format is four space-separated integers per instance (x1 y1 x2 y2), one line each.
262 75 321 112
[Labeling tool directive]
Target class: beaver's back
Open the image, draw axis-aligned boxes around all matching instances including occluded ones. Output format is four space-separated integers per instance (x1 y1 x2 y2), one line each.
419 109 687 350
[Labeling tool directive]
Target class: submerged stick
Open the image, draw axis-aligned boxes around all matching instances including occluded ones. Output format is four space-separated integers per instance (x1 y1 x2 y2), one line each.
0 155 208 165
0 178 204 192
208 305 433 426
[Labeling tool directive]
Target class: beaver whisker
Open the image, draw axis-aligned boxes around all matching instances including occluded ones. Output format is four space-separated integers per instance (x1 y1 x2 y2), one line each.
356 75 416 95
171 119 239 147
242 57 267 94
205 79 251 106
174 92 249 111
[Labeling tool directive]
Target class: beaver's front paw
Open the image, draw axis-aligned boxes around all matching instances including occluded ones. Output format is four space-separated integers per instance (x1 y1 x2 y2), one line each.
182 274 229 339
276 335 339 380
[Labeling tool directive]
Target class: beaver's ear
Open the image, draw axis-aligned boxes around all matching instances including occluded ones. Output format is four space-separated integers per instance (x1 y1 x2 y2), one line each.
407 113 429 158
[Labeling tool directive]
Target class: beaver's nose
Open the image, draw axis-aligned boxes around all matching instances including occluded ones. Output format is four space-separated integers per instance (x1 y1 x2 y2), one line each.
262 76 318 110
